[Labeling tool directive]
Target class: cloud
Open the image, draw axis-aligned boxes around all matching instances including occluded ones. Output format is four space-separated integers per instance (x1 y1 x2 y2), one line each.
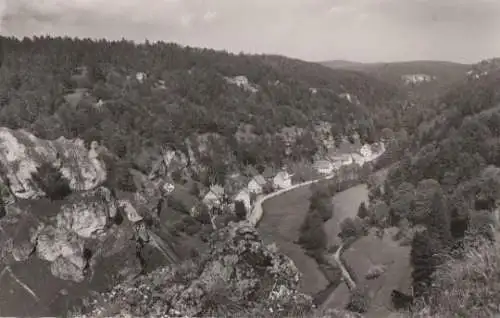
1 0 499 63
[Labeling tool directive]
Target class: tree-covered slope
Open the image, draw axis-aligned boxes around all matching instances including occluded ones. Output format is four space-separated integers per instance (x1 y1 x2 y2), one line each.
0 36 402 179
365 59 500 316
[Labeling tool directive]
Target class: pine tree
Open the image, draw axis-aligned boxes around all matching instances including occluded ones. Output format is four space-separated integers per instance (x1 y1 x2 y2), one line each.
357 202 369 219
427 192 452 248
410 230 437 298
234 201 247 221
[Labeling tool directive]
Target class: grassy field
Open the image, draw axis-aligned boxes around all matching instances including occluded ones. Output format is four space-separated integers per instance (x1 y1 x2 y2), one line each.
342 229 412 318
324 184 369 247
259 185 329 295
258 180 370 295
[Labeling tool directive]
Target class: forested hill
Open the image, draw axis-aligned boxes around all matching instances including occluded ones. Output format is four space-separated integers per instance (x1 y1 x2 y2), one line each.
369 58 500 315
0 36 403 178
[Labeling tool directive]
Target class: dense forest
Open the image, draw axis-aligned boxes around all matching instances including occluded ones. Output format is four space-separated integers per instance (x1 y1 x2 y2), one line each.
363 63 500 313
0 36 403 189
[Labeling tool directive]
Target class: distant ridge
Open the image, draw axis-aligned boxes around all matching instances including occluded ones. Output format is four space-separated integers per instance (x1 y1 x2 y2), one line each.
320 59 472 100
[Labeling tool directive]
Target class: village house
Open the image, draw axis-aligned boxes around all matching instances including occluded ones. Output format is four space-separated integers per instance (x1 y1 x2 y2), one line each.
202 184 225 210
273 170 293 190
162 181 175 195
330 154 354 170
248 174 267 195
135 72 147 83
360 144 373 158
313 160 335 175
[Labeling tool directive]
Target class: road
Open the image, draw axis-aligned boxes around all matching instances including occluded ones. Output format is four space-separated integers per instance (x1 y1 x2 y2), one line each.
248 174 335 226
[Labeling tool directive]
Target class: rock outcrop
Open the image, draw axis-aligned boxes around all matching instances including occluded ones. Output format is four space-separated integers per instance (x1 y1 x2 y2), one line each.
82 221 314 317
0 183 180 317
0 128 107 199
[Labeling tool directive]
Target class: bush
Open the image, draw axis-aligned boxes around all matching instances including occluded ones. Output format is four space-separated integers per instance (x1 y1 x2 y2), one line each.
31 162 71 200
346 286 370 313
339 217 366 241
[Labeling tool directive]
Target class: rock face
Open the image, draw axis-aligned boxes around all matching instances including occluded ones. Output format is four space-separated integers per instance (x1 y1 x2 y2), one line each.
57 187 117 238
82 221 314 317
0 183 180 317
0 128 107 199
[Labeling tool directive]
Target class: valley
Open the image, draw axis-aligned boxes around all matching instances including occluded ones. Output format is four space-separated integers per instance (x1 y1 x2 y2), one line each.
0 33 500 317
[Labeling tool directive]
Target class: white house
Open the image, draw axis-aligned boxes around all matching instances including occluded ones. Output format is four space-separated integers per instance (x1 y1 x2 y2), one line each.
313 160 335 175
224 75 258 93
162 182 175 194
136 72 147 83
330 154 354 169
360 144 373 158
273 171 293 190
202 184 225 210
248 175 267 194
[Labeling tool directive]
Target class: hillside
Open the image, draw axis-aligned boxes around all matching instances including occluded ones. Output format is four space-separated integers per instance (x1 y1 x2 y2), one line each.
0 36 405 316
0 36 403 180
4 34 500 317
363 58 500 316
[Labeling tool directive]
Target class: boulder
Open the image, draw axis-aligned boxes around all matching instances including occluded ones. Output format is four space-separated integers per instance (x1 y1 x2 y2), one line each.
56 187 117 238
35 225 87 282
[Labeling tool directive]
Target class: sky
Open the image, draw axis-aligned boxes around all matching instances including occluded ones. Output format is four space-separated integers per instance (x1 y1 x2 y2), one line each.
1 0 499 63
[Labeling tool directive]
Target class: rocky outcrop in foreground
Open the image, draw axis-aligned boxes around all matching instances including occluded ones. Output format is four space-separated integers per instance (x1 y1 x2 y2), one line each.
82 221 315 317
0 185 179 317
0 127 107 199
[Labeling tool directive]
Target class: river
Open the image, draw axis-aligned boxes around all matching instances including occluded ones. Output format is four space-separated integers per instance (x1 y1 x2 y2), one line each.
255 178 369 296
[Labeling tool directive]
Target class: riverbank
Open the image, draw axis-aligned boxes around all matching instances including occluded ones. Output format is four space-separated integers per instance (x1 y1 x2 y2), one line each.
258 184 328 294
254 175 368 296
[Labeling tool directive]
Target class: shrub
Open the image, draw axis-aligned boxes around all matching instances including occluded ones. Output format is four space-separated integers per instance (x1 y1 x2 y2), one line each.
339 217 366 241
346 285 370 313
31 162 71 200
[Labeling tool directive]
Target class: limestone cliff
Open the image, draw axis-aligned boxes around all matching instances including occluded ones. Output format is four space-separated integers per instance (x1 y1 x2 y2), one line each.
0 127 107 199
